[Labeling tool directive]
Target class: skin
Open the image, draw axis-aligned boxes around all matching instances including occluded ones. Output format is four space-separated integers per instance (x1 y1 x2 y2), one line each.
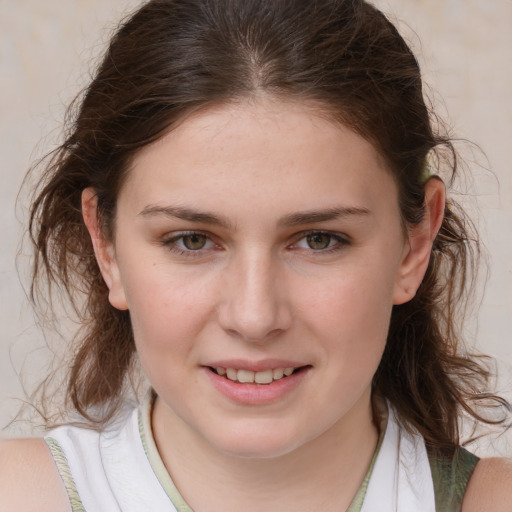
1 98 511 511
86 98 442 511
101 99 413 465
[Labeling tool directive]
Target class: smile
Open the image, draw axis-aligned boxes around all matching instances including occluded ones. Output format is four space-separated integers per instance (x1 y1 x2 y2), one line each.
212 367 298 384
205 364 311 404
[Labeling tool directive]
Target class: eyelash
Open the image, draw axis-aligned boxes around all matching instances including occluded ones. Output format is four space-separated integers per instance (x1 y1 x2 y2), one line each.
161 231 218 257
160 230 350 257
290 230 350 253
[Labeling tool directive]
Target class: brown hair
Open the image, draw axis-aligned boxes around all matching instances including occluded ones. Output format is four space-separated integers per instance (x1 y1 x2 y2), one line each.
28 0 508 452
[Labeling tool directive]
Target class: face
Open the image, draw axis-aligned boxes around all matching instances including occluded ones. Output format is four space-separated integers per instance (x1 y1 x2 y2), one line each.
92 99 422 459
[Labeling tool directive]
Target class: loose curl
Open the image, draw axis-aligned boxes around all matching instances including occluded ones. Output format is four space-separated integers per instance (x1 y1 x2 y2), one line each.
27 0 508 451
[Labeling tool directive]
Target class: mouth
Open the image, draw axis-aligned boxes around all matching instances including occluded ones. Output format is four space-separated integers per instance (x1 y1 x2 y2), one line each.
208 366 308 385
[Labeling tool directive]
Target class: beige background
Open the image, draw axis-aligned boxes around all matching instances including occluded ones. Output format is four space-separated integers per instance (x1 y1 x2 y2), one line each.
1 1 511 452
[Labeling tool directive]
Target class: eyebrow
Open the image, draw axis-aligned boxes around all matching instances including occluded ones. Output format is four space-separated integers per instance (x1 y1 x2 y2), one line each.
139 205 234 230
138 204 371 229
279 207 371 227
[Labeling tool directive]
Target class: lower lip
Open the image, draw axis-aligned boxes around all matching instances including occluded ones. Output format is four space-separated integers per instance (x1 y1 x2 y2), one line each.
203 367 310 405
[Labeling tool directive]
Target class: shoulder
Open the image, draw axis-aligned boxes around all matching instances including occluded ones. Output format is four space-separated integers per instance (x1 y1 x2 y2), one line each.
462 456 512 512
0 437 70 512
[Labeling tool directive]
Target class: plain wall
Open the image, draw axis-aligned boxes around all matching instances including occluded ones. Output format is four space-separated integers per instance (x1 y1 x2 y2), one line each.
1 1 511 452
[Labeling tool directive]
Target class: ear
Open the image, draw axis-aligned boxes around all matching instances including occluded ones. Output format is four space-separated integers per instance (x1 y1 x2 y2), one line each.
82 188 128 310
393 177 445 305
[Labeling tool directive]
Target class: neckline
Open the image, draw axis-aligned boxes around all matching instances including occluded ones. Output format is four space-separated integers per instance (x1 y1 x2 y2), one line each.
137 389 386 512
138 390 192 512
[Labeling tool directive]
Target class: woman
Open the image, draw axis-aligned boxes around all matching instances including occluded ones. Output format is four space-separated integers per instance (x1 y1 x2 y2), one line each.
1 1 511 510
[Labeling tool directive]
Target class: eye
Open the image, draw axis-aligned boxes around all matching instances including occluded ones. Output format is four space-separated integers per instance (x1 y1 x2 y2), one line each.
292 231 348 252
305 233 333 250
162 231 217 254
181 233 209 250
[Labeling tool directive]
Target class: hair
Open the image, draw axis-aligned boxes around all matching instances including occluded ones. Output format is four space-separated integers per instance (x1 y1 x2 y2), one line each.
27 0 508 453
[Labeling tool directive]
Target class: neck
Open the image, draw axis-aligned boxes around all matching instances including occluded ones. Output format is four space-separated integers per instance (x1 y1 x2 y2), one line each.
151 391 379 512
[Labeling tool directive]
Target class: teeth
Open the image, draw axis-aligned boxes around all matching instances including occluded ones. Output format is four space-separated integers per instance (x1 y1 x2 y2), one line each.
255 369 273 384
273 368 284 380
216 366 297 384
237 369 255 383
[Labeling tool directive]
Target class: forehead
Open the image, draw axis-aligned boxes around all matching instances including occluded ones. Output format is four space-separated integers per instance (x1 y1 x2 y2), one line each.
120 98 398 221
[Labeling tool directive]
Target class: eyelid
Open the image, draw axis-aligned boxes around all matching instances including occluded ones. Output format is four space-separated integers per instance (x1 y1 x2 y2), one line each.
289 230 350 251
161 230 219 255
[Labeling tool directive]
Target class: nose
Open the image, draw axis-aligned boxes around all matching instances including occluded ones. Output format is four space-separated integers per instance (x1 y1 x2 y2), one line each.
217 250 292 343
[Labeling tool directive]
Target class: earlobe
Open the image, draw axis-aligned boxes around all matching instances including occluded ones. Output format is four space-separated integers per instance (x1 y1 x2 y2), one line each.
393 177 445 305
82 188 128 311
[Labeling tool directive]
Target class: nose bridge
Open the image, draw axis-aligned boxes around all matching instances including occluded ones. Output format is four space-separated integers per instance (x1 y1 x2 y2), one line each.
220 247 290 342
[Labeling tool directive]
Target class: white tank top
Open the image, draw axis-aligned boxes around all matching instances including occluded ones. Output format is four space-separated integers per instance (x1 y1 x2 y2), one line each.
45 391 438 512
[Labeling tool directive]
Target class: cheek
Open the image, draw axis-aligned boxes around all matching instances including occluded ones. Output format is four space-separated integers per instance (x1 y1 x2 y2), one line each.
298 263 397 335
125 277 213 392
118 258 215 354
293 261 398 388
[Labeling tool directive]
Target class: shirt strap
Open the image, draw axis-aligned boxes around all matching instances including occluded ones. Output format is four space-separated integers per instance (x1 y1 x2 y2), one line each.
427 446 479 512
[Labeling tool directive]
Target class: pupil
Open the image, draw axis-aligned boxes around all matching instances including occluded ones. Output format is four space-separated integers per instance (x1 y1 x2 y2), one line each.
307 233 330 250
183 234 206 250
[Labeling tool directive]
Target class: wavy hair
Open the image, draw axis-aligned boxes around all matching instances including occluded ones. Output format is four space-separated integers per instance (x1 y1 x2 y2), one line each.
27 0 508 451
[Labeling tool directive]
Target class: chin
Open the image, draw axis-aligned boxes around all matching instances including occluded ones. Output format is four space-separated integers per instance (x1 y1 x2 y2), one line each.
218 440 298 460
204 423 304 460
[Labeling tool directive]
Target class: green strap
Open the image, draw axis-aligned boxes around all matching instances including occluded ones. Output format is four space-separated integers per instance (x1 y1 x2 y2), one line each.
428 446 479 512
346 426 385 512
44 437 87 512
138 391 194 512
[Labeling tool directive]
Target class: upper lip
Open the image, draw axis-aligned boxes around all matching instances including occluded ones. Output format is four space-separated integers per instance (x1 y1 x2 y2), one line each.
203 359 308 372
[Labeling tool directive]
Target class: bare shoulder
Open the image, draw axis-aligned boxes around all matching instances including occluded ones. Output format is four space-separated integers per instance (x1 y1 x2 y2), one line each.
0 438 70 512
462 456 512 512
